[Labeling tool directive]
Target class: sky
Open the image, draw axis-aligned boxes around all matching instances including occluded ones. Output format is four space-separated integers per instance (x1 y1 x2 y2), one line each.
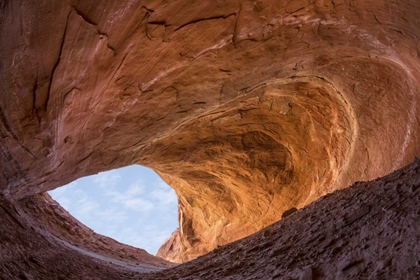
48 165 178 255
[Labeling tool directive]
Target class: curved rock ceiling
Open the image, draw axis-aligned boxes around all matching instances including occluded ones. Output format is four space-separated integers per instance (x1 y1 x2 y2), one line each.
1 0 420 267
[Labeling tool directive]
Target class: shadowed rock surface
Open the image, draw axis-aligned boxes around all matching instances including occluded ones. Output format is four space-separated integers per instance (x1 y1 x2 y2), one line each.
146 158 420 279
1 156 420 279
0 0 420 278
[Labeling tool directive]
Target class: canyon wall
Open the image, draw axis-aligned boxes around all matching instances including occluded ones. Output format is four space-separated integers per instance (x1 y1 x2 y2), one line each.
1 0 420 264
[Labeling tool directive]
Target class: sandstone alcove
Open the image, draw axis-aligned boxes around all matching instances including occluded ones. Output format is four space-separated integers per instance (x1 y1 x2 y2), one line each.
1 0 420 279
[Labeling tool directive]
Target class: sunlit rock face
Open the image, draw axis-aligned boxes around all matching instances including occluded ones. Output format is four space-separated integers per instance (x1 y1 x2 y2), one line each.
1 0 420 264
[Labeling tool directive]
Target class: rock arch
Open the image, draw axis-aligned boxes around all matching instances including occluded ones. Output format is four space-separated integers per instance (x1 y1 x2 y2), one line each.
1 0 420 276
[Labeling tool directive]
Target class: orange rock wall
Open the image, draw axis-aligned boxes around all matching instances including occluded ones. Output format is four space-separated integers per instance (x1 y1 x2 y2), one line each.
1 0 420 263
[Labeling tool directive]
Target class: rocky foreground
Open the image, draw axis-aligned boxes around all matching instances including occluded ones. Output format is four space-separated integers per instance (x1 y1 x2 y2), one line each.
1 158 419 279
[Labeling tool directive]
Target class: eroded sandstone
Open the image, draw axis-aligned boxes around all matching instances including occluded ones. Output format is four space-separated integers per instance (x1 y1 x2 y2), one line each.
1 149 420 279
1 0 420 270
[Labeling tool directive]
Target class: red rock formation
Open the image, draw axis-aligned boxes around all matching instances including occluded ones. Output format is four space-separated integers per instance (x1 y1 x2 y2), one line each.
0 0 420 274
1 151 420 279
147 159 420 279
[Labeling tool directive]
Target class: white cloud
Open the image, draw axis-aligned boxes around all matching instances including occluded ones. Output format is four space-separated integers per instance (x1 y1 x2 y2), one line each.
48 165 178 255
126 182 145 196
76 195 100 215
104 184 154 212
64 187 100 222
49 182 79 211
149 188 177 204
112 226 173 254
93 170 121 188
84 211 172 254
123 197 154 212
56 197 72 210
104 190 124 201
149 182 177 205
73 188 86 197
97 208 128 223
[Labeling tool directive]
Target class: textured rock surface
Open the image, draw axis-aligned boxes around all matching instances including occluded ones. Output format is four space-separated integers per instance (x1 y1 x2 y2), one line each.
0 193 174 279
18 193 173 269
146 158 420 279
1 153 420 279
1 0 420 269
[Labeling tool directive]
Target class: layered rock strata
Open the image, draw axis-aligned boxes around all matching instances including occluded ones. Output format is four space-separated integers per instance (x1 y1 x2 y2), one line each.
0 0 420 264
147 158 420 279
1 152 420 278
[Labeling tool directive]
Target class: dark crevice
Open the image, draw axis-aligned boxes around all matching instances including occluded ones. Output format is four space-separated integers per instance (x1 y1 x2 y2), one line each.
46 10 71 113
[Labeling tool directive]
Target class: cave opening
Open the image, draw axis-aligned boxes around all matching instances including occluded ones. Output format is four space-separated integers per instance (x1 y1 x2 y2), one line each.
48 164 178 256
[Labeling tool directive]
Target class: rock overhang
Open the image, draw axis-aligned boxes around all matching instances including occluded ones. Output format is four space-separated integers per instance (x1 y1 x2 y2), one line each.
0 0 420 265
